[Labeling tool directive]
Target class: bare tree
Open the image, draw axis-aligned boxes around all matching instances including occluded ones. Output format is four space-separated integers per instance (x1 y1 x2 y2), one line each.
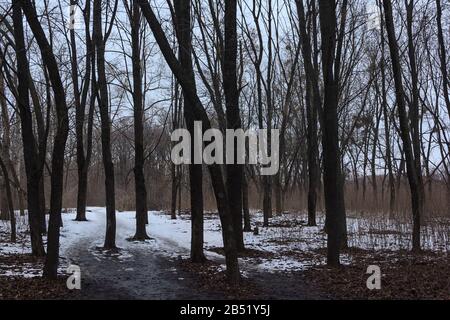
11 0 46 257
138 0 240 284
20 0 70 278
72 0 95 222
223 0 244 252
93 0 118 249
295 0 321 226
383 0 423 251
124 0 150 240
318 0 347 266
173 0 205 261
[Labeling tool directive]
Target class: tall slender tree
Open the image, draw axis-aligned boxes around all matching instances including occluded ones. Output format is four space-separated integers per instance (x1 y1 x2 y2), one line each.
93 0 118 249
72 0 95 222
12 0 45 257
383 0 423 251
128 0 150 240
223 0 245 252
21 0 70 278
173 0 205 261
318 0 347 266
296 0 321 227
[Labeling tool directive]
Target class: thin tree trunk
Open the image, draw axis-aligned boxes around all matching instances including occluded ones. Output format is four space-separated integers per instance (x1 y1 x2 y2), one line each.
170 163 178 220
38 177 46 234
21 0 70 279
242 170 251 232
0 156 16 242
12 1 45 257
223 0 244 252
383 0 422 252
174 0 205 262
378 1 396 217
405 0 425 227
296 0 319 227
93 0 117 250
73 0 93 222
274 175 282 215
436 0 450 118
0 65 11 222
130 0 150 241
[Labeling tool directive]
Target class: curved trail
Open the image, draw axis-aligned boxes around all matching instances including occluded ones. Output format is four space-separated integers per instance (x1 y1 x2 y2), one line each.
61 209 221 300
60 208 323 300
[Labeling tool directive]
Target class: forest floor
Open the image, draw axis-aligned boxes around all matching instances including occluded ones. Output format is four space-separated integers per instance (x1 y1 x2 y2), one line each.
1 208 449 299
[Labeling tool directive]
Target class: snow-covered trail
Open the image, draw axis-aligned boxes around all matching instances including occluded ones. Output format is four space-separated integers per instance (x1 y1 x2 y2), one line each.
60 208 221 299
58 208 325 299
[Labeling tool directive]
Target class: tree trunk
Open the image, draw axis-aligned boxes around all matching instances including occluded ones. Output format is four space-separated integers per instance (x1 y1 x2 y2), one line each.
38 177 46 234
0 156 16 242
242 170 251 232
383 0 422 252
12 1 45 257
405 0 425 227
263 176 272 227
73 0 93 222
274 175 282 215
130 0 150 241
174 0 205 262
296 0 319 227
0 178 9 220
170 163 178 220
436 0 450 117
138 0 240 284
318 0 347 266
21 0 70 279
378 0 396 217
93 0 117 250
223 0 244 252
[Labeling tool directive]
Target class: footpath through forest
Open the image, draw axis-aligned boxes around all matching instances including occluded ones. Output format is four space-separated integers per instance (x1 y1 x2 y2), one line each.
62 208 323 299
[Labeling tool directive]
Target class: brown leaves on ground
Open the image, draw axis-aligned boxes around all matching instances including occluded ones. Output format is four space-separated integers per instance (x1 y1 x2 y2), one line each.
207 246 276 259
0 252 76 300
304 249 450 300
178 258 259 299
0 276 75 300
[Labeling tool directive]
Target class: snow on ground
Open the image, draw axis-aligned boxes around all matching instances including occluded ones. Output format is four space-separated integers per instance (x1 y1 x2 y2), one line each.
0 214 31 256
1 207 450 278
59 208 449 273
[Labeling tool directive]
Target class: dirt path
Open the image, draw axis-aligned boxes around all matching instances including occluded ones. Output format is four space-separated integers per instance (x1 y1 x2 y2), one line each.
60 210 324 300
61 211 222 300
65 239 223 299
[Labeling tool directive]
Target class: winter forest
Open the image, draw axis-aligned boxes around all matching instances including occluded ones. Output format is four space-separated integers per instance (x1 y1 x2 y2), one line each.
0 0 449 301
